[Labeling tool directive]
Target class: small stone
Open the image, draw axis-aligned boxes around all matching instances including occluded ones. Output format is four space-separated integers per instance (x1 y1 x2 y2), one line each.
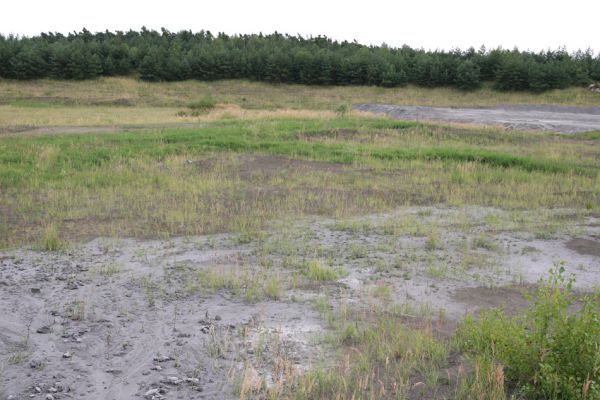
31 287 41 294
412 381 426 390
62 351 72 359
105 368 122 375
34 386 42 393
46 395 55 400
144 388 160 398
153 355 174 363
214 315 222 321
36 326 51 334
48 387 58 393
150 365 162 371
7 395 17 400
163 376 181 385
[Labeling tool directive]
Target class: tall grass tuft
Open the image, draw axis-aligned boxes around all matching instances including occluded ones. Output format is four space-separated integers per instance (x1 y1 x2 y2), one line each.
40 224 66 251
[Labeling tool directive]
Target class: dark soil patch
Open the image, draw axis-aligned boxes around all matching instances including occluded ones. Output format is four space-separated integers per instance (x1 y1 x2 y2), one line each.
565 237 600 257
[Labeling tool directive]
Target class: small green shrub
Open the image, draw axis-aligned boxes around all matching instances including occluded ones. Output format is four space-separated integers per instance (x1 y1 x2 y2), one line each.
334 102 351 117
187 97 216 111
458 263 600 399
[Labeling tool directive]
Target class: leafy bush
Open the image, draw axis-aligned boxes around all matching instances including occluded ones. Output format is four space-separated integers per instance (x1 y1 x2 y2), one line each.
458 263 600 399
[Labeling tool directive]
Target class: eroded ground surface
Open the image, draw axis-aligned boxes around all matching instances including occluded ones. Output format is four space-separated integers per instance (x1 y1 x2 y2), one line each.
355 104 600 133
1 207 599 399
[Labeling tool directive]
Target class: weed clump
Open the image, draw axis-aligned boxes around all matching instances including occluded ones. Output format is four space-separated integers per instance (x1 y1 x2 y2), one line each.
187 97 216 111
304 259 337 281
40 224 66 251
457 263 600 399
334 102 351 117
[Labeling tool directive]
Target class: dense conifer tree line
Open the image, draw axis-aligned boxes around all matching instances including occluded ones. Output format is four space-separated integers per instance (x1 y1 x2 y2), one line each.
1 28 599 91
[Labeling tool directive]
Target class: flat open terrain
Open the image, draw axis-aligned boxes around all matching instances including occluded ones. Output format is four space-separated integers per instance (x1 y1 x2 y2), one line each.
355 104 600 133
0 78 599 400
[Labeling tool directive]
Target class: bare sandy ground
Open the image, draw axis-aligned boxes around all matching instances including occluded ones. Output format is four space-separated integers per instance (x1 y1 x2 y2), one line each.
1 207 599 399
355 104 600 133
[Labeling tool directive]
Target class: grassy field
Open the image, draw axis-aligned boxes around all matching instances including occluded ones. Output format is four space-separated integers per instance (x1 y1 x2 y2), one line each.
0 78 599 400
2 77 600 129
1 116 598 247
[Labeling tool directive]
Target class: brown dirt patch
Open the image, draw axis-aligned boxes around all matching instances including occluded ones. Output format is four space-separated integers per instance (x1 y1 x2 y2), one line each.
239 154 345 177
565 237 600 257
191 154 347 179
452 285 536 315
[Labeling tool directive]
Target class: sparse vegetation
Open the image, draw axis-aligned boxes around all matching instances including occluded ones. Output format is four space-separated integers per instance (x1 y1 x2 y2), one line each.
1 75 598 400
458 264 600 400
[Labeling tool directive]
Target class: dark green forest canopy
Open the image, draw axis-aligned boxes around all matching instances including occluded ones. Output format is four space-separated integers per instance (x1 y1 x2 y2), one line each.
1 28 599 91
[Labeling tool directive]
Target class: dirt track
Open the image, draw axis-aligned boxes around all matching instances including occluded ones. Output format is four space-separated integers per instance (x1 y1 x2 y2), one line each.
355 104 600 133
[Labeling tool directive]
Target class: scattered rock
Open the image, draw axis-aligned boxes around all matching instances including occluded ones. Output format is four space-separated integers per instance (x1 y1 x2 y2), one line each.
30 287 41 294
46 395 55 400
144 387 164 399
30 359 43 369
36 326 51 334
214 314 222 321
62 351 72 359
162 376 182 385
105 368 123 375
153 355 174 363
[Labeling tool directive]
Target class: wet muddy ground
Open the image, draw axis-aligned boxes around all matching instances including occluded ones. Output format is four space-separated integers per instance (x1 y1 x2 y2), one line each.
1 207 599 399
355 104 600 133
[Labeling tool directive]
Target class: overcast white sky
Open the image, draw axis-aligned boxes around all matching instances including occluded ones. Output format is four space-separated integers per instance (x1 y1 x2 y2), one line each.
2 0 599 51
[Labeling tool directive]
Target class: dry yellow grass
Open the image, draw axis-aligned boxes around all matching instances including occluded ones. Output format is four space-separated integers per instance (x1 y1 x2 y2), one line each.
1 77 599 110
0 103 335 129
